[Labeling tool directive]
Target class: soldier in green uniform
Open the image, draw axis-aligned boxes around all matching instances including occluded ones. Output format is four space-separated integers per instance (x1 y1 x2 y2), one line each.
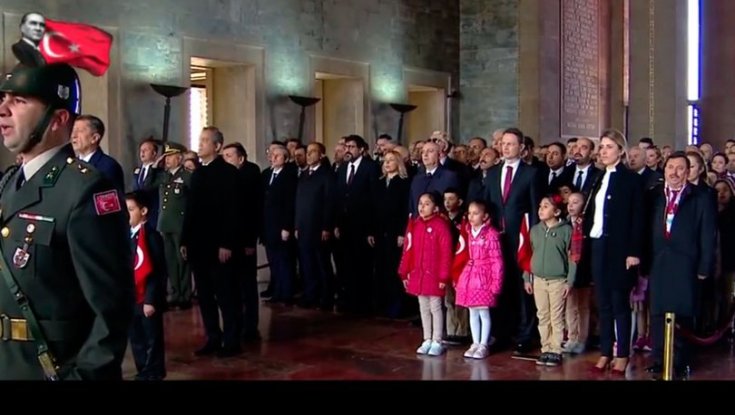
0 63 134 380
157 142 192 309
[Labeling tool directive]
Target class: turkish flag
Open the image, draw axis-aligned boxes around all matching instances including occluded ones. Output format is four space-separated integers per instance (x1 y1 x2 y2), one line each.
39 19 112 76
134 226 154 304
450 217 469 285
517 213 532 274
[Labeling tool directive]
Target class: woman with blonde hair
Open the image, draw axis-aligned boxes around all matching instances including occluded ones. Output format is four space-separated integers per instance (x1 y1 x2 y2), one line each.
372 150 411 317
582 128 644 375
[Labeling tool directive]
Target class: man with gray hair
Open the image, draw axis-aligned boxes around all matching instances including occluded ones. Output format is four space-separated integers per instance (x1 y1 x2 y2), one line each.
181 126 243 357
12 12 46 66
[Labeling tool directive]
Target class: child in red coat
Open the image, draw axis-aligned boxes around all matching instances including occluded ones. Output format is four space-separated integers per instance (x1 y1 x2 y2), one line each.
399 192 453 356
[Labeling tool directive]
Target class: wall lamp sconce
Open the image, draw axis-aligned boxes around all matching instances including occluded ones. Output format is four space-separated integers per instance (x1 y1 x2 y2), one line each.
288 95 321 142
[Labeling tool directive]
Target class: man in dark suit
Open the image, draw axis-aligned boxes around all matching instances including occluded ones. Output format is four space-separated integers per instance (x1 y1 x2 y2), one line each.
334 135 380 315
181 126 242 357
483 128 541 354
643 152 716 379
408 141 460 216
71 114 125 192
222 142 263 340
133 138 163 227
11 13 46 67
295 143 336 310
559 137 601 196
466 147 499 203
539 141 568 195
261 145 298 305
629 146 662 189
431 132 472 197
0 63 133 380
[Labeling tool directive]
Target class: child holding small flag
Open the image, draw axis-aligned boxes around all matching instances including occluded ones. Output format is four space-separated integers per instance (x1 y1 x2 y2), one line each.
126 191 167 380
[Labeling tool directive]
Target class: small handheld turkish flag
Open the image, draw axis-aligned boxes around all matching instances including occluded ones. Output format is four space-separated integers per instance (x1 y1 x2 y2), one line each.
39 19 112 76
134 226 154 304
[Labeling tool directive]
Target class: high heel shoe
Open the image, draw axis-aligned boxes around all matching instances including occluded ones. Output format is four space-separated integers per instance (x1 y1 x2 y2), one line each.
611 357 629 375
591 356 611 373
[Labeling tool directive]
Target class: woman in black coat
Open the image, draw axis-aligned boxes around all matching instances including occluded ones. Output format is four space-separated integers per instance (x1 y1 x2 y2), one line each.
371 150 411 318
582 129 644 375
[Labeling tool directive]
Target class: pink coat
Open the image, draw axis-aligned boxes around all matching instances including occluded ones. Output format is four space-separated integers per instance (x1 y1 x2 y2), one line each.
455 224 504 308
398 215 452 297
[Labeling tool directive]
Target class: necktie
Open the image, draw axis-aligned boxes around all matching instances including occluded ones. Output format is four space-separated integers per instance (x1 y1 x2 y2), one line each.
16 168 25 190
427 172 433 178
308 168 313 176
550 171 557 185
575 170 583 190
269 172 277 186
347 164 355 185
502 165 513 203
665 189 680 238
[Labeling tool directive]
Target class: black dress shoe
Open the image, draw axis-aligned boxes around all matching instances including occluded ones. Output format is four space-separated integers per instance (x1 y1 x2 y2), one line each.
216 346 242 358
242 331 261 342
646 363 663 374
194 342 221 356
514 343 534 355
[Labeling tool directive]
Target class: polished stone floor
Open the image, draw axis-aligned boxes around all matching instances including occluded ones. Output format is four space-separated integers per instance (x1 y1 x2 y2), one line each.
121 292 735 381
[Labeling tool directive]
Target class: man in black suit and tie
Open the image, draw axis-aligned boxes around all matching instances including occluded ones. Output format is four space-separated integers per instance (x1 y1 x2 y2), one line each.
643 152 717 378
71 114 125 192
261 145 298 304
133 138 163 227
11 13 46 67
560 137 601 196
181 127 242 357
467 147 499 203
295 143 336 310
483 128 541 354
629 146 662 189
334 135 380 315
408 141 460 216
222 142 263 341
539 141 568 195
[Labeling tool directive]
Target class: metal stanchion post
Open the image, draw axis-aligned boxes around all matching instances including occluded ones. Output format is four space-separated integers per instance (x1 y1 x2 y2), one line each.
662 312 676 381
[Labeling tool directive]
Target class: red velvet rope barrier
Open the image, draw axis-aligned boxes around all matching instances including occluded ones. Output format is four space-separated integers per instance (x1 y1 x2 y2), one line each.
677 305 735 346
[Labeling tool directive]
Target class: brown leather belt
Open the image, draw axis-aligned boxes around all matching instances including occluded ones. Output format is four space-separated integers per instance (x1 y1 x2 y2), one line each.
0 314 32 341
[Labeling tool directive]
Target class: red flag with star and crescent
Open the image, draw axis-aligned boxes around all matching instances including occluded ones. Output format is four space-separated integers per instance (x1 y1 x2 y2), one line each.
39 19 112 76
134 226 154 304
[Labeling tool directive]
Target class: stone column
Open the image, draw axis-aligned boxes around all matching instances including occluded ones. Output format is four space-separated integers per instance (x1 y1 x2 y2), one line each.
459 0 520 140
701 0 735 149
628 0 688 149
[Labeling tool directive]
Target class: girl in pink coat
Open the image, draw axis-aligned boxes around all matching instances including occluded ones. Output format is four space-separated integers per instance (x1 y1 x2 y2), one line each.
398 192 453 356
455 200 504 359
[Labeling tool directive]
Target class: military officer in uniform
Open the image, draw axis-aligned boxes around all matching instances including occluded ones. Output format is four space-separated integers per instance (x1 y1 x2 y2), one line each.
0 63 134 380
157 142 192 309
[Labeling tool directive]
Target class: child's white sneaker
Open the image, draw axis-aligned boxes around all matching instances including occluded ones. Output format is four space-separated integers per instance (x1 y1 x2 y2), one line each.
416 339 432 354
427 341 445 356
464 343 480 358
472 344 489 359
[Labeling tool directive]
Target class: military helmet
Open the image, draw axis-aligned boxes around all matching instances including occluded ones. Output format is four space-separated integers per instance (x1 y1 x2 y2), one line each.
0 63 81 114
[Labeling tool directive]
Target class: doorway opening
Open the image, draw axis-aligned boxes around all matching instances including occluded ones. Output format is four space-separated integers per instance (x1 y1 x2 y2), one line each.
406 85 446 146
189 57 256 155
313 72 365 152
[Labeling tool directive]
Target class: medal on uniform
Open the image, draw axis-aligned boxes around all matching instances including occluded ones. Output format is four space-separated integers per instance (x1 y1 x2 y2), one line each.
13 247 29 268
174 187 180 194
13 223 36 269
